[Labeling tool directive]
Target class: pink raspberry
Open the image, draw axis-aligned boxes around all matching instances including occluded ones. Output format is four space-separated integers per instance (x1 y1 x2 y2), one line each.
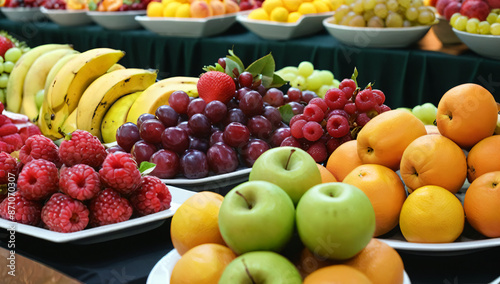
19 124 42 143
99 152 142 195
58 130 107 168
41 193 89 233
59 164 102 201
0 152 19 184
89 188 133 227
0 123 17 137
130 176 172 216
19 135 60 165
17 159 59 201
2 133 23 153
0 191 42 226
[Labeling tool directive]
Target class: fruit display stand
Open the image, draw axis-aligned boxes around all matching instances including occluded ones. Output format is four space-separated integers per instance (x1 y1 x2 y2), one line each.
0 17 499 107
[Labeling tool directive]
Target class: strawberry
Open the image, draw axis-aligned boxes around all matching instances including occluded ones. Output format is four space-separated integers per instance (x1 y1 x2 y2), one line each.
197 71 236 104
0 36 14 58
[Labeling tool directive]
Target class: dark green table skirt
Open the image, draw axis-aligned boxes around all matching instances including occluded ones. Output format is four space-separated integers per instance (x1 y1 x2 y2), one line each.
1 17 499 109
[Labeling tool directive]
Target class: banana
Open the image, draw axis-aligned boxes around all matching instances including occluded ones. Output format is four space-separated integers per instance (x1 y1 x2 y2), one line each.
100 91 142 143
76 68 158 141
107 63 126 72
5 44 73 113
126 76 199 124
48 48 125 114
43 53 80 97
38 102 60 140
59 108 77 135
21 48 79 122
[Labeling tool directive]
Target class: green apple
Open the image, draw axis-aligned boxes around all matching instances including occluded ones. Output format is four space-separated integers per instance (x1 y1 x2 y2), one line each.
296 182 376 260
218 180 295 255
218 251 302 284
249 146 321 205
412 102 437 125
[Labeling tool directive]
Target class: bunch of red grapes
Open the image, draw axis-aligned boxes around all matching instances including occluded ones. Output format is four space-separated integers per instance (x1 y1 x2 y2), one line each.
118 0 152 11
285 79 391 163
43 0 66 9
5 0 45 7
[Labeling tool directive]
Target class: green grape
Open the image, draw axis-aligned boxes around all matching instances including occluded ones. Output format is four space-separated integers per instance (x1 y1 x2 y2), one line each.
497 14 500 23
306 72 323 91
387 0 398 11
0 74 9 88
3 61 14 73
318 70 334 85
478 21 491 34
491 23 500 35
281 72 297 83
411 0 423 8
386 12 404 27
398 0 411 8
374 3 388 19
487 13 498 24
406 7 418 21
349 15 366 26
340 11 358 25
317 85 334 99
403 20 412 27
297 61 314 78
352 0 364 14
0 57 3 64
4 47 22 63
0 63 3 74
363 0 376 10
367 16 384 27
466 18 480 34
418 9 435 25
345 0 355 5
334 5 351 22
277 66 298 74
291 75 307 91
0 88 5 105
449 13 461 26
364 9 376 21
452 15 468 31
35 89 45 110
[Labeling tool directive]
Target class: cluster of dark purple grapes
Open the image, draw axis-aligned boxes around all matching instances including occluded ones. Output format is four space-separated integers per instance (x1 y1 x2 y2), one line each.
6 0 45 7
43 0 65 9
117 0 151 10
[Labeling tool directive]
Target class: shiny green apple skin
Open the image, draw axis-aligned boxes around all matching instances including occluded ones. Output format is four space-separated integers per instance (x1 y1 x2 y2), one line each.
218 251 302 284
296 182 376 260
218 181 296 255
249 146 321 205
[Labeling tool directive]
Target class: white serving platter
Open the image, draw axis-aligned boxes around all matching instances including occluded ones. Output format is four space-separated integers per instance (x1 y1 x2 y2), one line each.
453 28 500 60
41 7 93 26
0 185 195 244
161 168 251 191
0 7 45 22
87 10 146 30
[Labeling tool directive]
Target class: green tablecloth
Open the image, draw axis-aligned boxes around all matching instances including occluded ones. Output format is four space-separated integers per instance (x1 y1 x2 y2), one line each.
1 17 499 108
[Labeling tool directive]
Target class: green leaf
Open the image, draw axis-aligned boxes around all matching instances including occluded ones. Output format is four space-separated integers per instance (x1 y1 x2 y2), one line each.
225 58 243 78
351 67 358 88
245 53 275 88
279 104 295 125
268 73 287 89
215 63 225 73
227 49 245 71
139 161 156 176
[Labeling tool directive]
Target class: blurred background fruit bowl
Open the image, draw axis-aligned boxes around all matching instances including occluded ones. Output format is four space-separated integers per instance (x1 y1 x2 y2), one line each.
41 6 93 26
452 28 500 60
86 10 146 30
0 6 45 22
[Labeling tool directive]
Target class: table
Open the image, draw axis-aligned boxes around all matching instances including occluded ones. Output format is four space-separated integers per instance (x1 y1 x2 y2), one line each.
0 17 500 109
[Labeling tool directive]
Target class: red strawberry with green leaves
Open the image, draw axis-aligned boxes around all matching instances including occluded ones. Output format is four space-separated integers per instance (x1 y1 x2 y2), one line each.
197 71 236 104
0 36 14 58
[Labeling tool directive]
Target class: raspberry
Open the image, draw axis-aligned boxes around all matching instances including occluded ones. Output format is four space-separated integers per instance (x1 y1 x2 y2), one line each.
339 79 357 99
325 88 348 110
326 109 349 121
344 102 357 115
306 141 328 163
130 176 172 216
303 104 325 123
41 193 89 233
197 71 236 104
58 130 107 168
0 114 12 125
308 98 329 113
302 121 324 142
0 123 18 137
356 112 372 127
355 90 377 112
372 89 386 105
0 152 19 184
327 115 350 138
289 114 308 127
17 159 59 201
59 164 102 201
19 123 42 143
0 141 11 153
19 135 60 165
89 188 133 227
99 152 142 195
2 133 23 153
290 119 307 139
0 191 42 225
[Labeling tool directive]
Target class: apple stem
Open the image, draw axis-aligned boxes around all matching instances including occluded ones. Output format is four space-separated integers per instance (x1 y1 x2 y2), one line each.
285 149 296 170
242 259 256 284
235 191 252 209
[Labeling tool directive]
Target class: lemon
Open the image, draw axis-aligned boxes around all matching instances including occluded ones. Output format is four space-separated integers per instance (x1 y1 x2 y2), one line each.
175 3 191 17
288 11 302 22
248 7 269 20
313 0 330 12
161 0 175 7
163 1 182 17
147 1 164 17
262 0 284 14
298 2 317 14
282 0 301 12
270 6 289 22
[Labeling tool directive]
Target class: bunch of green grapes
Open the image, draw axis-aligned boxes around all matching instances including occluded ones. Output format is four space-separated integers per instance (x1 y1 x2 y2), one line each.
329 0 436 28
0 34 30 105
450 11 500 35
275 61 340 98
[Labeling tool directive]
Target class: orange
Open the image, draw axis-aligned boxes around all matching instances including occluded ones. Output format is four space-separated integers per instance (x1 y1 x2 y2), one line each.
463 171 500 238
400 134 467 194
436 83 498 150
296 247 339 278
342 164 407 236
317 163 337 183
357 109 427 171
399 185 464 243
170 243 237 284
466 135 500 183
303 264 372 284
343 238 404 284
170 191 225 255
326 140 363 182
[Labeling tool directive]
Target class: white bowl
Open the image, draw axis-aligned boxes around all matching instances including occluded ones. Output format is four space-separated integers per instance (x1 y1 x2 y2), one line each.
41 7 93 26
135 13 237 38
452 28 500 60
432 14 461 45
323 17 434 48
236 11 334 40
87 10 146 30
0 7 45 22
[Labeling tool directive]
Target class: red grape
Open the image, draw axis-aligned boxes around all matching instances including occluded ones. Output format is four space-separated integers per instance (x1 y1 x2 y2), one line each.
240 138 271 167
137 113 156 129
180 149 209 179
140 119 165 144
263 88 285 107
269 127 291 147
206 142 239 174
223 122 250 148
161 127 189 154
156 105 179 128
168 91 190 114
239 90 263 117
131 140 157 165
188 113 211 138
247 115 273 140
116 122 141 153
149 149 180 179
204 100 227 124
238 71 254 89
287 87 302 102
187 98 206 118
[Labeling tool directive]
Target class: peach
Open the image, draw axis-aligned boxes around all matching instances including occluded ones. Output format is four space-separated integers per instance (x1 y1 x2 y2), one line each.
223 0 240 13
190 0 213 17
210 0 226 15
